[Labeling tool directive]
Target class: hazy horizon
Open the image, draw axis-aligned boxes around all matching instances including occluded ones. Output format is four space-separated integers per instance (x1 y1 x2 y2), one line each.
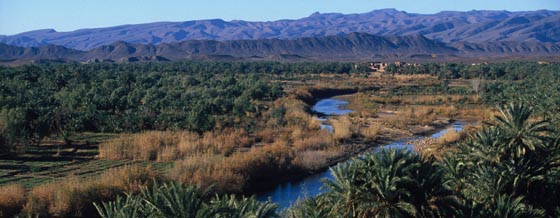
1 0 559 35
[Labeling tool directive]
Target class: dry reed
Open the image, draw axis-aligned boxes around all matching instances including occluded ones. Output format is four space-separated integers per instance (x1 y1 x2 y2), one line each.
360 122 382 141
0 183 25 217
292 130 333 151
22 165 159 217
331 116 353 141
436 128 462 144
292 149 342 171
99 129 253 161
171 141 296 193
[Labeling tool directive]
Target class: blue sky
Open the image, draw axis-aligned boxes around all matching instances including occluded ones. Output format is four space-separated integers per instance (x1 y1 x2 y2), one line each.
1 0 559 35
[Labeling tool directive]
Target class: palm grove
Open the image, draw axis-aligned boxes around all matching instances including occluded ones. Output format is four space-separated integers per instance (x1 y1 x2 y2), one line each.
0 61 559 217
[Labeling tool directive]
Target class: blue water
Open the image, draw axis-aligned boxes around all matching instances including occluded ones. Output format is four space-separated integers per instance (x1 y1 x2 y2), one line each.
312 98 353 133
374 122 464 152
312 98 353 116
256 98 466 210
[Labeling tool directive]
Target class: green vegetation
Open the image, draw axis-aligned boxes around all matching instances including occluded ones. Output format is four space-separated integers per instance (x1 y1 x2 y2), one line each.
0 61 365 154
1 61 559 217
288 103 559 217
0 61 362 217
0 62 281 153
94 182 278 218
395 61 560 120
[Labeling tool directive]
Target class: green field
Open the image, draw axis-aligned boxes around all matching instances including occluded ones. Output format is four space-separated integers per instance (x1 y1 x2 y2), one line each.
0 134 172 189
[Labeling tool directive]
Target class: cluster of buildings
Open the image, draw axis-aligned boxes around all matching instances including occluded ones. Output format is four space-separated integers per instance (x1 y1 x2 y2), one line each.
356 62 413 73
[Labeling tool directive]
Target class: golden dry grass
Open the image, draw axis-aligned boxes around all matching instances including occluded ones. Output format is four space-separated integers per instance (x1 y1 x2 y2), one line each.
360 122 382 141
170 141 296 193
99 128 253 161
292 149 342 171
292 130 333 151
97 134 135 160
457 107 497 122
0 183 25 217
331 116 354 141
170 154 245 193
415 126 476 159
22 165 159 217
436 128 462 145
173 95 341 191
368 95 480 105
98 131 180 160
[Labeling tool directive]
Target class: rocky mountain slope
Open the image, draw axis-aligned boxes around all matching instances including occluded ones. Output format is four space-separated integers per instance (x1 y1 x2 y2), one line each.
1 33 559 64
1 9 558 50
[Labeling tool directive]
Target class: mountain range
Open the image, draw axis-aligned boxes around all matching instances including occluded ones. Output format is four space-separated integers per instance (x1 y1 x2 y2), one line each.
2 9 559 50
0 9 559 64
1 32 559 64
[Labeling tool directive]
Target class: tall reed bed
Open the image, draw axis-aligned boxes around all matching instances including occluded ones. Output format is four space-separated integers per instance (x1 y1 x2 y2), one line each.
97 96 352 194
3 165 161 217
170 142 295 193
0 184 25 217
360 122 382 141
331 116 354 141
292 149 343 171
99 129 252 161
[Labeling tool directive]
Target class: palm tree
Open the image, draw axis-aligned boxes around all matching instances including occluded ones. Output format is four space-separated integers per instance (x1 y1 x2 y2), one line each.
209 194 279 218
355 149 418 218
285 197 330 218
449 103 560 217
94 194 159 218
411 159 460 218
95 182 279 218
95 182 216 218
140 182 215 218
492 102 551 159
441 156 467 194
456 127 503 165
321 162 361 217
479 195 545 218
322 149 421 218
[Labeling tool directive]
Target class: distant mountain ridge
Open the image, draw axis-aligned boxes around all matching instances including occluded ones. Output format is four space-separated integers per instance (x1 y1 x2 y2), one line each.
1 9 559 50
2 32 559 65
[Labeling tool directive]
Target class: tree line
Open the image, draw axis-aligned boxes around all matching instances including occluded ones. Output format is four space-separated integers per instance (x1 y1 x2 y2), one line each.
390 61 559 80
0 61 364 154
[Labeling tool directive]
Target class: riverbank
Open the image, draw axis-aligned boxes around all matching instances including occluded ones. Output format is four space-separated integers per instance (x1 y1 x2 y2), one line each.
255 120 469 208
253 91 474 207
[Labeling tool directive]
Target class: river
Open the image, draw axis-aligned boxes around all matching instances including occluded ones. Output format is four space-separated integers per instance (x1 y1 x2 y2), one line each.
256 97 464 210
